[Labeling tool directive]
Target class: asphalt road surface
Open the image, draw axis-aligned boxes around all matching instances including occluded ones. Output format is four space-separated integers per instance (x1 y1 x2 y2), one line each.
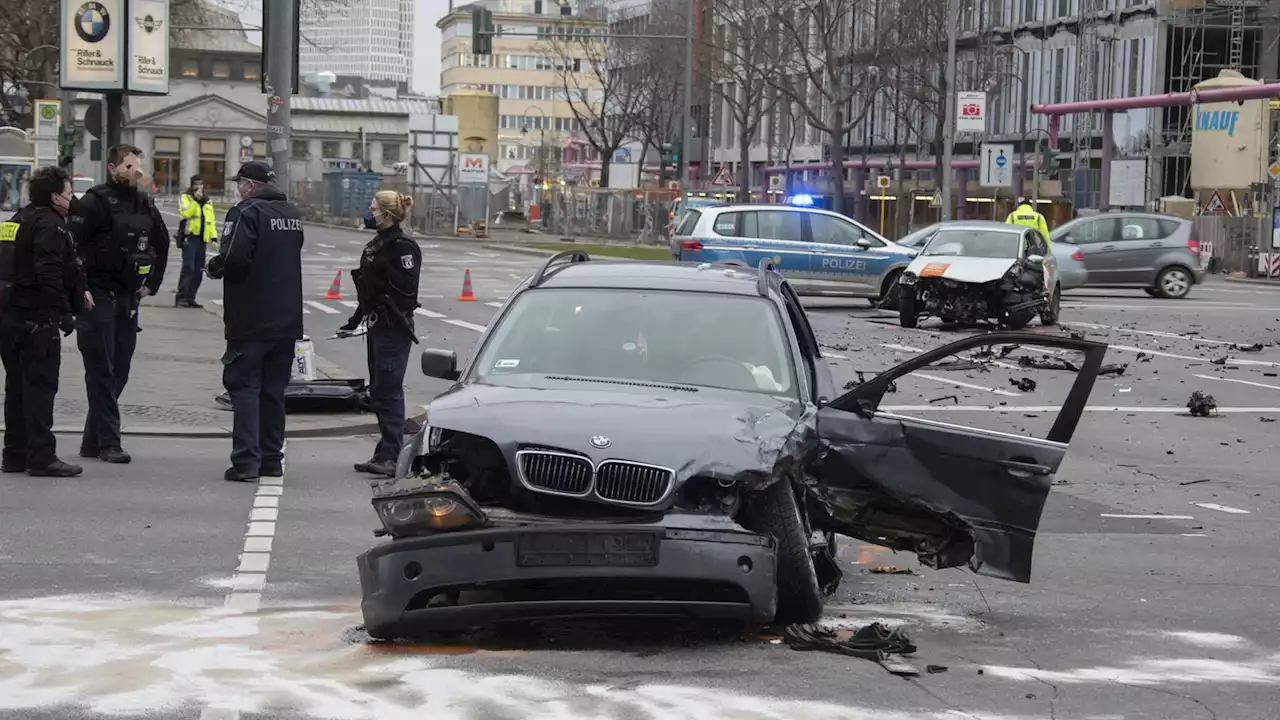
5 222 1280 719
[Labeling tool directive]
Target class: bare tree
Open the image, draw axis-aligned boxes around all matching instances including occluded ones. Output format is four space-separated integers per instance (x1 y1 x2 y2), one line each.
701 0 778 194
613 3 684 183
767 0 889 215
544 19 649 186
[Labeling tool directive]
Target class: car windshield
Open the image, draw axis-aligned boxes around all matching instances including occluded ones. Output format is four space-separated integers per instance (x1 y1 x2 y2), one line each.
896 224 940 248
922 230 1020 259
474 288 796 396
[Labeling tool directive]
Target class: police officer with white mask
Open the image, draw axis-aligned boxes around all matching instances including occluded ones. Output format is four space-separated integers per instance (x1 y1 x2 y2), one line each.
205 162 304 483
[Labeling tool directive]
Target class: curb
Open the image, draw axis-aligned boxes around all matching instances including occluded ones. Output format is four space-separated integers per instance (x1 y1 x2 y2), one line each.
1221 275 1280 287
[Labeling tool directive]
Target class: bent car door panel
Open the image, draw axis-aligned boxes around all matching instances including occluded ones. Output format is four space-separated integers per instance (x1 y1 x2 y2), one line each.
810 331 1107 583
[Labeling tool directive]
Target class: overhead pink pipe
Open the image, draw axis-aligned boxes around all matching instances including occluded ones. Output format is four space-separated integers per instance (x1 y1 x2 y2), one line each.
761 157 1034 175
1031 82 1280 115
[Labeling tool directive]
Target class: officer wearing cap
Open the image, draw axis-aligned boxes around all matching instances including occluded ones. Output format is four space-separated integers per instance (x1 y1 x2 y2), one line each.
70 144 170 465
0 166 91 477
206 161 304 483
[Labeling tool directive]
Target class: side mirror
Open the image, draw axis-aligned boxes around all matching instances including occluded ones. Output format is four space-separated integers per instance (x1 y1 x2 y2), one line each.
421 349 460 381
855 238 873 249
1027 254 1045 264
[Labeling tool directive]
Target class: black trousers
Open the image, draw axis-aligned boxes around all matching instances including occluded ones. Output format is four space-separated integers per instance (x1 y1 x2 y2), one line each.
177 239 206 302
76 288 137 453
223 338 294 473
366 321 412 461
0 319 61 469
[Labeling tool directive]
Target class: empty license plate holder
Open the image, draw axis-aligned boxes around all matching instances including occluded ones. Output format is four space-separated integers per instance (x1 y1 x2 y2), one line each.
516 531 660 567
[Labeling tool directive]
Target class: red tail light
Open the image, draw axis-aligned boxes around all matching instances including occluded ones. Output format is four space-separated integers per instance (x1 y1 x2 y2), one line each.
1071 248 1084 262
1188 238 1201 259
681 240 704 251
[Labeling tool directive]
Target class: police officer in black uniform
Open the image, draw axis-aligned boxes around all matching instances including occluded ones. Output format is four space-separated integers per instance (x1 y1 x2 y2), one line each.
0 166 90 477
339 190 420 477
206 161 304 483
70 144 170 465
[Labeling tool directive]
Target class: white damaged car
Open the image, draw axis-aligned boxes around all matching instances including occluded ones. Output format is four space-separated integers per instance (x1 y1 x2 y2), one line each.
897 221 1060 329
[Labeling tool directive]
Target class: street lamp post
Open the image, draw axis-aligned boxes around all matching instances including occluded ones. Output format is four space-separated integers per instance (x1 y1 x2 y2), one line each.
940 0 960 221
990 45 1033 201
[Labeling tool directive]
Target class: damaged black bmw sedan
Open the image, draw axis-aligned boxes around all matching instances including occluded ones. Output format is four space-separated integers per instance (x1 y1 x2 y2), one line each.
356 252 1108 639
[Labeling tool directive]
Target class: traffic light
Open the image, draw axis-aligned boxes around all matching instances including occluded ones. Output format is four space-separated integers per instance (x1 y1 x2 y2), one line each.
471 7 495 55
57 125 83 170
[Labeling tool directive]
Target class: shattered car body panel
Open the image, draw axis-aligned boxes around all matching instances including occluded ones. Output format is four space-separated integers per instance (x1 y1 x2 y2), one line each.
358 255 1107 637
903 256 1019 284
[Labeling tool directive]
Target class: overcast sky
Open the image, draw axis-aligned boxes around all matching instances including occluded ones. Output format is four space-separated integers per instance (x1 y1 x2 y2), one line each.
236 0 444 95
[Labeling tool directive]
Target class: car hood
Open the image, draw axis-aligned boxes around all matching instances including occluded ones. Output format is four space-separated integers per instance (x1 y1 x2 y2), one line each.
426 380 815 487
906 256 1016 283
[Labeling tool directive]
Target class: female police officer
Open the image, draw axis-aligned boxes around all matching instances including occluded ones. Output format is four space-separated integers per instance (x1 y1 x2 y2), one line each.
339 191 421 477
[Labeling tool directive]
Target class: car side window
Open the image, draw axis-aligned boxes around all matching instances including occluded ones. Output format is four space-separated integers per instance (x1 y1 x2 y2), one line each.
809 213 865 246
1026 231 1049 257
748 210 804 242
1119 217 1166 240
1157 219 1183 237
1064 218 1118 244
675 210 701 236
711 212 740 236
778 285 818 398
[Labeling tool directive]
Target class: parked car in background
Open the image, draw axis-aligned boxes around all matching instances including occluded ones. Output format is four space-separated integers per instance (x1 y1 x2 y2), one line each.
671 205 917 305
1050 212 1204 298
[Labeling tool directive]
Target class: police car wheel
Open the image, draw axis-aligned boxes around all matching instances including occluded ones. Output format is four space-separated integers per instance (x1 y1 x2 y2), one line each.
878 270 903 311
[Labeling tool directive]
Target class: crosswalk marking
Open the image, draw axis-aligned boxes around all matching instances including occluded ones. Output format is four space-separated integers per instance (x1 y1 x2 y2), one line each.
485 301 503 308
304 301 341 315
340 300 360 308
414 308 445 319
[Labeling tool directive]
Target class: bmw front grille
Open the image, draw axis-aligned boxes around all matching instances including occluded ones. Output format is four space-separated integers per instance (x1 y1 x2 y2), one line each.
514 450 674 506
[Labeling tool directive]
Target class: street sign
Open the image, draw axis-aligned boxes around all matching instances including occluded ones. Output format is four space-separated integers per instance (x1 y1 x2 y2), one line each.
980 143 1015 188
711 165 734 187
1269 161 1280 181
767 174 784 192
930 190 943 208
1200 190 1228 215
457 152 490 184
876 175 891 189
956 91 987 133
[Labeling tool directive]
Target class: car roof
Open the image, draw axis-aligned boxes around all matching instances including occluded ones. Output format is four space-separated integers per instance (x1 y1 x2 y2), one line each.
932 220 1025 233
699 204 841 217
534 259 768 297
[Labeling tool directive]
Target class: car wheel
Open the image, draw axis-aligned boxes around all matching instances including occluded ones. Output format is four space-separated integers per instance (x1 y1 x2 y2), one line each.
1156 267 1192 299
898 290 918 328
741 476 824 625
878 270 903 311
1040 285 1061 326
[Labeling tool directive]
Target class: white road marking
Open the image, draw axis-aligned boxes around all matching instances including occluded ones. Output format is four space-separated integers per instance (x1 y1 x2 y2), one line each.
880 404 1280 413
1062 303 1264 312
1063 321 1240 347
318 243 335 248
466 251 499 258
317 251 331 257
878 342 1022 370
1193 373 1280 392
1181 533 1208 537
1100 514 1196 520
1109 343 1280 367
414 308 445 319
304 300 341 315
484 301 503 308
443 318 488 333
912 372 1021 397
340 300 360 308
882 343 925 353
1067 299 1255 308
508 272 525 280
1192 502 1250 514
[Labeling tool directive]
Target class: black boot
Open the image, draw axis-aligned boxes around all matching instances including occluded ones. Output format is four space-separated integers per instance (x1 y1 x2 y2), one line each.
27 460 84 477
225 466 259 483
79 446 99 459
260 462 283 477
99 447 132 464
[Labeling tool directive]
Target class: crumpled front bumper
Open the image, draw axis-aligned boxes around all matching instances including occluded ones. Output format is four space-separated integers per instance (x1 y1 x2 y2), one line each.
357 514 778 638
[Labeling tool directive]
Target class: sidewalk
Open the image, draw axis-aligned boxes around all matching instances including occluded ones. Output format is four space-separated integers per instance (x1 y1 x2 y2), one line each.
1223 274 1280 287
1 295 407 440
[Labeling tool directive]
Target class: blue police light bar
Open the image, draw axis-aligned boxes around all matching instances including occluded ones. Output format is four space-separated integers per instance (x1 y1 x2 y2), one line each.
787 193 815 207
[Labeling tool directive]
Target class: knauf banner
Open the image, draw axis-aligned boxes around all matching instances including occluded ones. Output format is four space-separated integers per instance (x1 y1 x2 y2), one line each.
1190 71 1271 191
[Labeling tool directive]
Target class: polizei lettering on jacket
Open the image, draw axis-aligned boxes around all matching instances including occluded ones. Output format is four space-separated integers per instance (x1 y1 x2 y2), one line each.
270 218 303 232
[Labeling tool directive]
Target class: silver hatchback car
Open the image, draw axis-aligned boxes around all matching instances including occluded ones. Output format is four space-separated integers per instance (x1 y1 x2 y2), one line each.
1050 212 1206 299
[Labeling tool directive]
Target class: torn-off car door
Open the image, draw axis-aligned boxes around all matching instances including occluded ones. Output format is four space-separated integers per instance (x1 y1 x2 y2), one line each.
809 332 1107 582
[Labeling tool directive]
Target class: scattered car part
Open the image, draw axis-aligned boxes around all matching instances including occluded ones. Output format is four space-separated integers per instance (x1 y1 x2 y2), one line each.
215 378 370 414
1098 364 1128 377
784 622 917 663
1018 356 1079 372
1010 377 1037 392
1187 391 1218 417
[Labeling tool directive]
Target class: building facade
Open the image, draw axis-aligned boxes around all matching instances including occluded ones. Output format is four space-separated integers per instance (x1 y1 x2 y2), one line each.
299 0 415 85
438 0 605 177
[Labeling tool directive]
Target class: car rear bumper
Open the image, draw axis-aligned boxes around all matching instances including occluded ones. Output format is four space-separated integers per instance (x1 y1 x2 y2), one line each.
357 521 778 637
1192 265 1207 284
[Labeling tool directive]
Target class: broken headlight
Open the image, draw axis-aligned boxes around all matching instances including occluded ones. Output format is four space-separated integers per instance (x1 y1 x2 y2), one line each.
898 272 917 286
372 477 488 537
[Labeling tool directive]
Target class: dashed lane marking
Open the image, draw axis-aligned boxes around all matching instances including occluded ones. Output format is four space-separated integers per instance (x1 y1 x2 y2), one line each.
911 372 1022 397
1101 513 1196 520
484 301 503 308
414 308 445 319
1193 373 1280 392
443 318 488 333
304 300 341 315
1193 503 1250 514
1064 321 1242 347
1109 343 1280 367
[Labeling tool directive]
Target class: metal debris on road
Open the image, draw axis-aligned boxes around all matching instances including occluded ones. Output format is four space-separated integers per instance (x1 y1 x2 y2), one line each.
1210 357 1228 366
1230 342 1268 352
1018 355 1079 372
1098 363 1129 377
1010 377 1037 392
1261 416 1276 423
784 622 918 669
1187 390 1218 417
869 565 918 575
1136 352 1153 362
928 394 959 404
934 360 988 372
926 665 949 674
1179 478 1212 486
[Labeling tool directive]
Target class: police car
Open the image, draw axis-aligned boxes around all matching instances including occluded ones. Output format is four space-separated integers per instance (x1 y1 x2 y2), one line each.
670 203 917 304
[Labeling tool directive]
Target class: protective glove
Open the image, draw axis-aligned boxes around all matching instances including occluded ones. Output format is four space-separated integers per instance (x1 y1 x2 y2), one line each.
206 254 226 279
59 315 75 337
338 312 363 334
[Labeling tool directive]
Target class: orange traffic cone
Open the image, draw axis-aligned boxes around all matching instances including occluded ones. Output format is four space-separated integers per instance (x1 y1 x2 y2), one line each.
324 270 343 300
458 268 477 302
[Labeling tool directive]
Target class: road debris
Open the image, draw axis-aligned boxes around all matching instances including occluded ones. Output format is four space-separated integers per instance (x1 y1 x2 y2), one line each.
998 344 1020 358
929 395 959 404
784 622 918 667
1018 355 1079 371
934 360 988 372
1136 352 1153 362
1098 363 1128 377
1187 390 1218 417
926 665 949 674
869 565 917 575
1179 478 1212 486
1010 377 1037 392
1261 416 1276 423
1230 342 1267 352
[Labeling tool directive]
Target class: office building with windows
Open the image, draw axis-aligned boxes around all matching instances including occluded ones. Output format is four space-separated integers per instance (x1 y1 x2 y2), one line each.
299 0 415 85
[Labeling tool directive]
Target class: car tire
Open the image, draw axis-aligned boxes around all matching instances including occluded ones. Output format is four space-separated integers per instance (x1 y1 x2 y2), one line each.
741 476 824 625
878 270 903 311
1155 266 1193 299
898 290 918 328
1040 285 1061 326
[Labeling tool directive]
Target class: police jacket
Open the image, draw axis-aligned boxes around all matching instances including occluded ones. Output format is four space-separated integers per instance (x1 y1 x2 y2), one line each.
178 193 219 243
0 205 86 322
350 223 420 326
209 186 304 342
1004 203 1051 243
70 180 170 294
